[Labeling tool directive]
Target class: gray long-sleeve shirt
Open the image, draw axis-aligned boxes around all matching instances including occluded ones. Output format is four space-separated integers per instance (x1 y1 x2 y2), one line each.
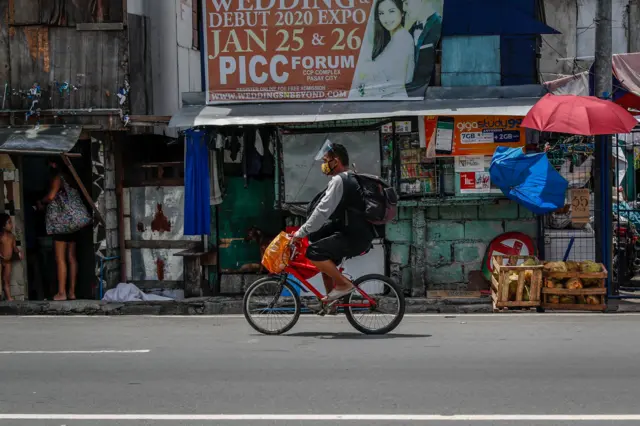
294 174 344 238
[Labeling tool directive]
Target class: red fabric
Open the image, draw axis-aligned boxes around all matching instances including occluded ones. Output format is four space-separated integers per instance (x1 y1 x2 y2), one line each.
521 93 638 135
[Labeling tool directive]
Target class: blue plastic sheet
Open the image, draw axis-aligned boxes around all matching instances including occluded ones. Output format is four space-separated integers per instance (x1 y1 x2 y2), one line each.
490 146 568 215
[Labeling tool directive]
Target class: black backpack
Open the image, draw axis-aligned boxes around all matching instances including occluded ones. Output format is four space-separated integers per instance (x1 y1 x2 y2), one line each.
346 172 398 225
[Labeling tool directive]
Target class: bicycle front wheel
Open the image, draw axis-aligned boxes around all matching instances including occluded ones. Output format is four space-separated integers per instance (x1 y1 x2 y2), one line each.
243 276 301 335
344 274 405 335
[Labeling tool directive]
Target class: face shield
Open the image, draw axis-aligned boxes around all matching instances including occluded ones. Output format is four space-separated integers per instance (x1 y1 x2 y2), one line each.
314 138 333 161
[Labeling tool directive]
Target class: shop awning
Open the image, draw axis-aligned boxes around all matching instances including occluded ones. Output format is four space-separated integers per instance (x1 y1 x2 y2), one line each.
0 126 82 154
169 85 546 128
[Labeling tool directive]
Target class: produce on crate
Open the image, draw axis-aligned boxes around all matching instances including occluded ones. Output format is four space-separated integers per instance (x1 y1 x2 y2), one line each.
544 261 568 272
505 267 536 302
542 260 605 306
565 278 583 289
585 295 600 305
548 295 560 304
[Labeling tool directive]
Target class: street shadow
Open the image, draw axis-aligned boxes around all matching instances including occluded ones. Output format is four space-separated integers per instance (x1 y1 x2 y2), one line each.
283 332 432 340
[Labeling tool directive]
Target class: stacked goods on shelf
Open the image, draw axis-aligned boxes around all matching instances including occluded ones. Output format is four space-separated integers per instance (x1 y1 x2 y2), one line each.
541 260 607 311
491 255 543 312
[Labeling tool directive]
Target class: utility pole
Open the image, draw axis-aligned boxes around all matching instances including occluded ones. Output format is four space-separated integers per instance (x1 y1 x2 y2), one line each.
593 0 613 293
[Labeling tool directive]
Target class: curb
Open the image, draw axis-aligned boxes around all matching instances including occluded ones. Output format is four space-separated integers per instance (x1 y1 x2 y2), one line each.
0 297 494 316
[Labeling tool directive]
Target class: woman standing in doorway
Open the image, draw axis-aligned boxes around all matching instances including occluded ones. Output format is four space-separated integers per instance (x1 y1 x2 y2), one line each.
37 158 91 301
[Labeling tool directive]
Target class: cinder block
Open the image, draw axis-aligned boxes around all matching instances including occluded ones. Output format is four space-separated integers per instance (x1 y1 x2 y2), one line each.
505 220 538 238
389 243 411 265
385 220 412 242
462 262 484 277
427 221 464 241
426 263 464 284
464 221 504 241
453 242 487 263
439 206 478 220
397 207 413 220
426 241 452 266
220 274 244 294
479 202 518 220
519 205 536 219
426 207 439 220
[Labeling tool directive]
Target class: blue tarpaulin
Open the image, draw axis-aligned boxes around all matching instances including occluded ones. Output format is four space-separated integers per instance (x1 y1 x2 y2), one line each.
490 146 568 215
184 129 211 236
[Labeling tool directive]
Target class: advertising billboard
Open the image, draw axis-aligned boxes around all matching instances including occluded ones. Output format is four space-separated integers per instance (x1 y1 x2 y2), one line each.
423 115 526 157
203 0 443 103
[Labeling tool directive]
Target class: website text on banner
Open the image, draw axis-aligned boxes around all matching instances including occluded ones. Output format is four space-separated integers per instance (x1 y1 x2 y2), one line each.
422 115 526 157
204 0 444 103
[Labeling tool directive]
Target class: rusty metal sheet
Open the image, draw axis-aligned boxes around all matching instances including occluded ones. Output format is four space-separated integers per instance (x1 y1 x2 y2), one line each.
127 186 199 284
0 125 81 153
128 186 200 242
128 248 184 282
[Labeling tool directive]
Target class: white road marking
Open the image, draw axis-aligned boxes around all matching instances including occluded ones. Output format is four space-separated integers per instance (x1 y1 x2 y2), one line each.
0 414 639 421
0 350 150 355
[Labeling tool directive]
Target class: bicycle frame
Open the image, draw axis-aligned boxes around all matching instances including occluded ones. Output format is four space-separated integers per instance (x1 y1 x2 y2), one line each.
281 257 378 309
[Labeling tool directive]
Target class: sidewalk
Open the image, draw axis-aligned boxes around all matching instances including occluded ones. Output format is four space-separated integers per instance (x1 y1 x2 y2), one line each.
0 296 493 316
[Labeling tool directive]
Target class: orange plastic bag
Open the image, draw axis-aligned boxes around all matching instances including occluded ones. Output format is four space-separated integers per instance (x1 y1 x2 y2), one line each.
261 231 292 274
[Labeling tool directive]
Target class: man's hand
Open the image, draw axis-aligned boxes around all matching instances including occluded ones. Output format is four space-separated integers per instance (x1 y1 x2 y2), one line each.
289 234 301 246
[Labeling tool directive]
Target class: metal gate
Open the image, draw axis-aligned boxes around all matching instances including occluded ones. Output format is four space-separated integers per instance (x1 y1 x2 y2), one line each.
611 125 640 299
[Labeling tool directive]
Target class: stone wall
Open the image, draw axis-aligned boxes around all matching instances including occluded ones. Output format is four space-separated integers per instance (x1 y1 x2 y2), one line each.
387 201 537 295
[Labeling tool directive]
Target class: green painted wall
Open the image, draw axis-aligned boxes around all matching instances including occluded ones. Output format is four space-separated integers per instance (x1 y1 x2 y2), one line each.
217 177 282 272
387 201 538 294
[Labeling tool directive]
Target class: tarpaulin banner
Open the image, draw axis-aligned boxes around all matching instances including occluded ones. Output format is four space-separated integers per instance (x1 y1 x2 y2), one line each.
204 0 443 103
422 115 526 157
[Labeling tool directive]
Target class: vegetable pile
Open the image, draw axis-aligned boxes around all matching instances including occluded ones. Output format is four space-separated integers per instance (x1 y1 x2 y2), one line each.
543 260 603 305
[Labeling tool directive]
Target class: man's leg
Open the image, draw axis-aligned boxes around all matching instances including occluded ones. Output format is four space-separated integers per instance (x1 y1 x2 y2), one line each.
309 259 352 291
320 273 335 294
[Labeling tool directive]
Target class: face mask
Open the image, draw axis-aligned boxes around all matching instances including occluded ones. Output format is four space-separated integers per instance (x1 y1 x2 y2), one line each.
321 160 335 175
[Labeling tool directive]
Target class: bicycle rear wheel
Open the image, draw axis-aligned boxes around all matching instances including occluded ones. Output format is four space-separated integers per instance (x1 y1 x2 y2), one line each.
243 276 301 335
344 274 405 335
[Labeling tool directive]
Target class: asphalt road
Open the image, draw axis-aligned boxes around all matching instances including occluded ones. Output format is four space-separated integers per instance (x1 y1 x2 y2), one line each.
1 314 640 426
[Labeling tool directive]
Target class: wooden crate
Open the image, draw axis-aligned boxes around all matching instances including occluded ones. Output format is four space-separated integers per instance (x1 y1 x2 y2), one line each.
491 255 543 312
541 263 608 312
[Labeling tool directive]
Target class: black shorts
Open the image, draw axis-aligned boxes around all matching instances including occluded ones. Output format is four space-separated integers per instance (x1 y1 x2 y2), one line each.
306 224 373 265
52 231 80 243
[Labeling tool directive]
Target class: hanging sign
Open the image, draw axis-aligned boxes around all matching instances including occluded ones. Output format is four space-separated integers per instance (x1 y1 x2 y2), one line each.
460 171 491 194
203 0 444 103
422 115 526 157
454 155 485 172
570 188 590 224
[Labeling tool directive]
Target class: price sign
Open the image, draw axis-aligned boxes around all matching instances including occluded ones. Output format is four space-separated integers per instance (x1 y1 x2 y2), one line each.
570 189 590 224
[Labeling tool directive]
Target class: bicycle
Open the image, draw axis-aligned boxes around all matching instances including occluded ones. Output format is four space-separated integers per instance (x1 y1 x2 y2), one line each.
243 241 406 335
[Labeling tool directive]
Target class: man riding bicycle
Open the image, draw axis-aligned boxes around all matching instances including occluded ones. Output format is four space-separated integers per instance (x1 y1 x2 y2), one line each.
290 141 375 302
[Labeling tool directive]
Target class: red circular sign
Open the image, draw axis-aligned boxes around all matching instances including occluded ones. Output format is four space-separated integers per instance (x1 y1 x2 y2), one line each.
485 232 536 273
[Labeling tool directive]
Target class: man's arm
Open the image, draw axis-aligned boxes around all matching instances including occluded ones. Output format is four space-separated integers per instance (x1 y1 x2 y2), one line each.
294 175 344 238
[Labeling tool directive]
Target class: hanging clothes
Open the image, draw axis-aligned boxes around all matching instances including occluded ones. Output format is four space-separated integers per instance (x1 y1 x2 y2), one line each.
184 129 211 236
209 149 223 205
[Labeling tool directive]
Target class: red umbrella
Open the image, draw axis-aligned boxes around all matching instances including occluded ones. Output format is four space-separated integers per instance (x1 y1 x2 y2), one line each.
522 93 638 135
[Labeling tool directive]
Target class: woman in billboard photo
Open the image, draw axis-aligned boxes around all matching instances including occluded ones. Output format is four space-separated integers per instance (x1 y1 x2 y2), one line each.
351 0 414 99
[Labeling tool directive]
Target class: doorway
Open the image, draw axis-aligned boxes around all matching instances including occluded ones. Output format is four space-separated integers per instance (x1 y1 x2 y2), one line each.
21 148 95 300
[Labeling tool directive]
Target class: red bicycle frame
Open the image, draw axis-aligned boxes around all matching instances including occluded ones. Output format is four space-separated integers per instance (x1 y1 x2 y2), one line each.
283 247 377 308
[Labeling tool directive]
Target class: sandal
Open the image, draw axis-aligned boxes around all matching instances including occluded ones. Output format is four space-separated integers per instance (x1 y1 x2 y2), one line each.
322 286 356 302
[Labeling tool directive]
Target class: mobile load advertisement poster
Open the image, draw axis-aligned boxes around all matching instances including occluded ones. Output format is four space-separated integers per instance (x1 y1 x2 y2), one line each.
422 115 526 157
203 0 443 103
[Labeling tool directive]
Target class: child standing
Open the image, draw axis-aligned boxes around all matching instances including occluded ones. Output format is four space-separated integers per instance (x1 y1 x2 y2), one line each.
0 213 22 301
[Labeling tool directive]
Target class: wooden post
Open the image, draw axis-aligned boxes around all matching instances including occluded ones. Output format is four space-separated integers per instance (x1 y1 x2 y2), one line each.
113 138 127 283
60 154 106 226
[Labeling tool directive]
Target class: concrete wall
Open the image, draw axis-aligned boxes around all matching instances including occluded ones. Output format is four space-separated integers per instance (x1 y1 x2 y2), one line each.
387 201 537 294
541 0 637 82
127 0 202 135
